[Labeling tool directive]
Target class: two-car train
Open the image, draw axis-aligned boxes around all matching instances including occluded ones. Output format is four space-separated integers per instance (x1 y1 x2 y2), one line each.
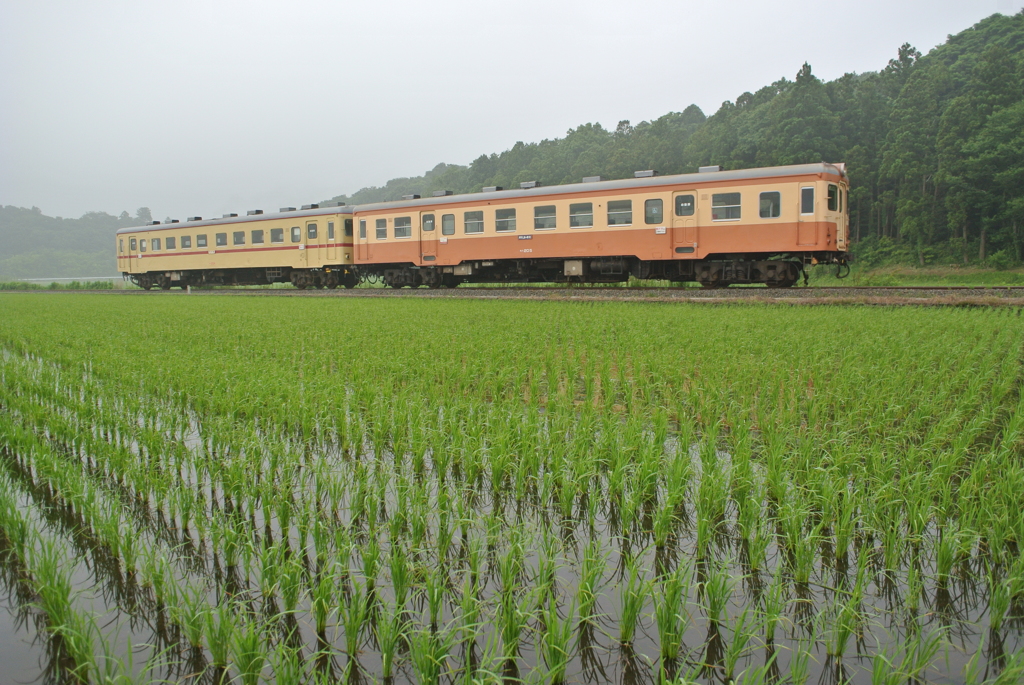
116 162 851 289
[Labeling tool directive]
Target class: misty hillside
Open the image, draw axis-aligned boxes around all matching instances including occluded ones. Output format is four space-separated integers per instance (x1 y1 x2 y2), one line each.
3 11 1023 279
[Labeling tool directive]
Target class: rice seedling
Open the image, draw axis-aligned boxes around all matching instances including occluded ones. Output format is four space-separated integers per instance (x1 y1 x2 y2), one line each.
618 554 649 646
539 597 575 685
230 620 267 685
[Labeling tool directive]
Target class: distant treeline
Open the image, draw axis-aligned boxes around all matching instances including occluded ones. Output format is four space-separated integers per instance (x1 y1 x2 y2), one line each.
330 12 1024 268
0 206 151 279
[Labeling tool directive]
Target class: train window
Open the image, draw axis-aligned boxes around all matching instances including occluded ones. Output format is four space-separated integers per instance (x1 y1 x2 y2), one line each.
152 238 161 250
307 223 318 239
140 239 147 252
801 187 814 214
182 236 192 248
197 234 207 248
168 237 177 249
395 216 412 238
359 220 366 239
327 222 335 240
441 214 455 235
645 199 663 224
376 219 387 240
711 193 741 220
119 239 124 253
759 192 781 218
270 228 284 243
422 214 435 232
216 233 227 246
827 184 838 212
464 211 484 234
675 194 695 216
495 208 516 232
839 189 844 213
130 238 136 252
569 203 593 228
345 219 354 237
607 200 632 226
291 227 301 242
233 231 245 246
534 205 556 229
252 229 265 245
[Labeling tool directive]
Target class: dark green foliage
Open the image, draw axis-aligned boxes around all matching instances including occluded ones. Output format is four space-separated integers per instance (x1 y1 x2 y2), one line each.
329 11 1024 268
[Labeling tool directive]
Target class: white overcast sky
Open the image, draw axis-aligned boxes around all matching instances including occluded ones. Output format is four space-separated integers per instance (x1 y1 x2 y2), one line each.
1 0 1021 221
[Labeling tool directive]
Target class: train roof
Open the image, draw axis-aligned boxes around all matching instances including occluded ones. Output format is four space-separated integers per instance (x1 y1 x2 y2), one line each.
353 163 847 214
117 163 845 234
117 204 353 235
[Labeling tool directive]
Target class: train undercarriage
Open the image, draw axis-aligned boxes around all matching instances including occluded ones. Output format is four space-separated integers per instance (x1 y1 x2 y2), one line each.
127 253 849 291
127 266 359 290
368 253 850 289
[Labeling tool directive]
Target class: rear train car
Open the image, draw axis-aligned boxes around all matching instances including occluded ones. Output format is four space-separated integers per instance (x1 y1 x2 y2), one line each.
352 163 851 288
116 204 357 289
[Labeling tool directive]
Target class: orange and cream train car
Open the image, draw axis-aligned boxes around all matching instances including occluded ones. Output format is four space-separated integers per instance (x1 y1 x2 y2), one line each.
352 163 850 288
116 203 358 289
118 163 850 289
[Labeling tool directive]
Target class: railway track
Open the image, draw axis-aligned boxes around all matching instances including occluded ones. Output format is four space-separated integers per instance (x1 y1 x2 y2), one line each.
10 285 1024 305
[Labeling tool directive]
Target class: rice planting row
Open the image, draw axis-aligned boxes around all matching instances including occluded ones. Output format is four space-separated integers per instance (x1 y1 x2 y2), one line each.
0 293 1022 684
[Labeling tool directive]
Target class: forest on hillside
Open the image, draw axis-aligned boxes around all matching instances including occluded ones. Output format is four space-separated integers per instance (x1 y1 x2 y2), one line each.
3 12 1022 278
331 11 1024 269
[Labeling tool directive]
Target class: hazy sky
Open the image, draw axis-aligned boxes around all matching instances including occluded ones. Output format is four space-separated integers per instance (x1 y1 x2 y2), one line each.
2 0 1021 222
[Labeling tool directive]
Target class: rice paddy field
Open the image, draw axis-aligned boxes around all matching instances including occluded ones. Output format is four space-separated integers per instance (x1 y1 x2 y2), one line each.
0 293 1022 685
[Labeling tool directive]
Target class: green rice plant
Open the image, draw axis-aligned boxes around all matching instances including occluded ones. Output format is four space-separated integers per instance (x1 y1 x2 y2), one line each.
700 557 734 626
653 560 691 662
230 621 267 685
424 566 446 631
722 606 756 682
619 554 649 646
375 601 406 680
206 603 235 669
539 597 574 685
409 625 455 685
389 542 412 610
269 641 304 685
497 585 532 663
341 579 369 658
576 537 606 624
172 586 209 650
310 565 337 636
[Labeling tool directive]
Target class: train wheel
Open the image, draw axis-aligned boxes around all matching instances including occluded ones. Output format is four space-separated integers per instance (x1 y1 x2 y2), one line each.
344 282 356 289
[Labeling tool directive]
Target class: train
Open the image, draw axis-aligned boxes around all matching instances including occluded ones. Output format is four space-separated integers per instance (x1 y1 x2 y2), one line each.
116 162 851 290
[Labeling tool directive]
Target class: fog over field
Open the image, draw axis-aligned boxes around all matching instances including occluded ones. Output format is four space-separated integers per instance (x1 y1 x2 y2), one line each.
1 0 1020 221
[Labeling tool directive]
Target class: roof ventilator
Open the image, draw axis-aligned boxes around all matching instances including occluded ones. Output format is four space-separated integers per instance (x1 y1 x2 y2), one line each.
699 165 722 173
402 194 421 200
482 186 504 192
222 213 238 218
187 216 202 221
145 221 160 225
301 204 318 210
247 210 263 216
280 207 296 212
634 170 658 178
432 190 453 197
582 176 602 183
520 181 541 189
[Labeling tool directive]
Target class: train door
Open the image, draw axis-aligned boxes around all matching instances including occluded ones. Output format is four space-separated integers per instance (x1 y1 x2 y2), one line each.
306 221 321 266
292 225 308 266
797 186 817 245
420 212 437 263
127 235 137 272
355 218 368 262
325 219 338 262
671 192 698 255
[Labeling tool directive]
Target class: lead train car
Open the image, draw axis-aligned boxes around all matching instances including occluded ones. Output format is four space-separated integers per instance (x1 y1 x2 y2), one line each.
116 205 358 289
117 163 850 289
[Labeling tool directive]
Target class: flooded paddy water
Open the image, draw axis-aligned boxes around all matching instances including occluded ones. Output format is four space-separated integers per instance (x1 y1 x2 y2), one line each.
0 293 1022 684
